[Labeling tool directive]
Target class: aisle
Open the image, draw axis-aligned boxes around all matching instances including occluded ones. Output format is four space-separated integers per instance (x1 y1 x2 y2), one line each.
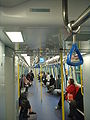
28 79 71 120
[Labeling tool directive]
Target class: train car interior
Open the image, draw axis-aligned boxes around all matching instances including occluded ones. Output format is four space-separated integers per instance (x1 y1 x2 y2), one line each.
0 0 90 120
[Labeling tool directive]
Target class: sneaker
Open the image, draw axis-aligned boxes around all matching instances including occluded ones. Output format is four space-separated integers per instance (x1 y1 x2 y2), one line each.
55 105 61 110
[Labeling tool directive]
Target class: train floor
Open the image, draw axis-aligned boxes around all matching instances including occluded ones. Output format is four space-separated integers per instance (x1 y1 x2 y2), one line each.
27 79 71 120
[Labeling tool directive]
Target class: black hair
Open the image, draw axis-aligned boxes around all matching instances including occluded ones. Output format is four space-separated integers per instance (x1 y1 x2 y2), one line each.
50 74 53 78
69 78 74 84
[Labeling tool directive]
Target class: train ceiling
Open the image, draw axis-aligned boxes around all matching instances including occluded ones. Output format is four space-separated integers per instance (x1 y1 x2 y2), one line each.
0 0 90 56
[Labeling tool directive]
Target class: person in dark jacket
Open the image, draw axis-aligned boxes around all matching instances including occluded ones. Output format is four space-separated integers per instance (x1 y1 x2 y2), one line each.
19 93 36 120
68 87 84 119
47 74 55 93
49 74 55 86
19 93 32 120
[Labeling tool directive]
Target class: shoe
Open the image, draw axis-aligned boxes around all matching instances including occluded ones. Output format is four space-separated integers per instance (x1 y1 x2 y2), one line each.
55 105 61 110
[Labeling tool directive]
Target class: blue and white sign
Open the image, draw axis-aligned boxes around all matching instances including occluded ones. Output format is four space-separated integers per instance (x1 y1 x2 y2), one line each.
39 57 44 63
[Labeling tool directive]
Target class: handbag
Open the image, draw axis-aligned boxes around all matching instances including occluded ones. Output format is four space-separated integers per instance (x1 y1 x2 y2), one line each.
67 93 73 101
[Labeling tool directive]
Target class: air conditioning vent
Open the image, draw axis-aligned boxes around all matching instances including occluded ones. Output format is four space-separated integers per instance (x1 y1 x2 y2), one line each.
30 8 50 12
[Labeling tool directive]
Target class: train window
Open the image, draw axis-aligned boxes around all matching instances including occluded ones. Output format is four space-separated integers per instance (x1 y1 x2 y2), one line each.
50 66 51 75
68 66 73 79
57 64 61 77
75 66 81 84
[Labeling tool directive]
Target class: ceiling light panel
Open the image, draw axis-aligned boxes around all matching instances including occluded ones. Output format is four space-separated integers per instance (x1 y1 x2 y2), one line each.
5 32 23 42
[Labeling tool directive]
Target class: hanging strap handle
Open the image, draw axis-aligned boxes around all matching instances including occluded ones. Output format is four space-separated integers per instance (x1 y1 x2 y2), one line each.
67 34 83 66
67 43 83 66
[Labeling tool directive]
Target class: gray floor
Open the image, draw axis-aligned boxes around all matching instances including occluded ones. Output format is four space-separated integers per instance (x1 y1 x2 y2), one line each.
28 79 71 120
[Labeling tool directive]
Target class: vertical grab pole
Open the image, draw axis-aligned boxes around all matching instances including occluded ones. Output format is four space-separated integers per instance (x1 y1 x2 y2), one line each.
80 65 83 95
55 66 57 88
70 66 72 78
22 64 24 88
18 63 20 98
79 41 84 95
35 67 38 90
60 51 65 120
40 47 43 103
34 68 35 78
40 64 43 103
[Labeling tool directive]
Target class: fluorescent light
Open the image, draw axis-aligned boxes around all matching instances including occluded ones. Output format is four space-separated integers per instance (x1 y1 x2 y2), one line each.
21 54 30 66
25 56 30 66
5 32 23 42
21 54 27 57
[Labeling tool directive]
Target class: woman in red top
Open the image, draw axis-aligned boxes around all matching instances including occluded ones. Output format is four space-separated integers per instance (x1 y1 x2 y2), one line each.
55 78 76 109
65 78 76 100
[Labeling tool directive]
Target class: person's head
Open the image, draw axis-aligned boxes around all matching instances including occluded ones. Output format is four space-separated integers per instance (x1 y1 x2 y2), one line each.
68 78 74 85
50 74 53 78
22 74 25 77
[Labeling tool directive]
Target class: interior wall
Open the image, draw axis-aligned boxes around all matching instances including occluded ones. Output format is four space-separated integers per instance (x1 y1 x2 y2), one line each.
0 41 6 120
5 46 16 120
83 54 90 120
15 56 19 119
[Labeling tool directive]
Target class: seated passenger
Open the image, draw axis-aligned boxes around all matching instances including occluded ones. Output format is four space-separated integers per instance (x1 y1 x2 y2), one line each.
23 75 30 92
55 78 76 109
68 87 84 119
30 70 34 82
26 73 32 86
49 74 55 86
23 75 30 85
38 73 40 81
20 74 25 94
26 73 30 82
46 72 50 87
42 72 47 85
47 74 55 93
19 93 36 120
46 72 50 82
